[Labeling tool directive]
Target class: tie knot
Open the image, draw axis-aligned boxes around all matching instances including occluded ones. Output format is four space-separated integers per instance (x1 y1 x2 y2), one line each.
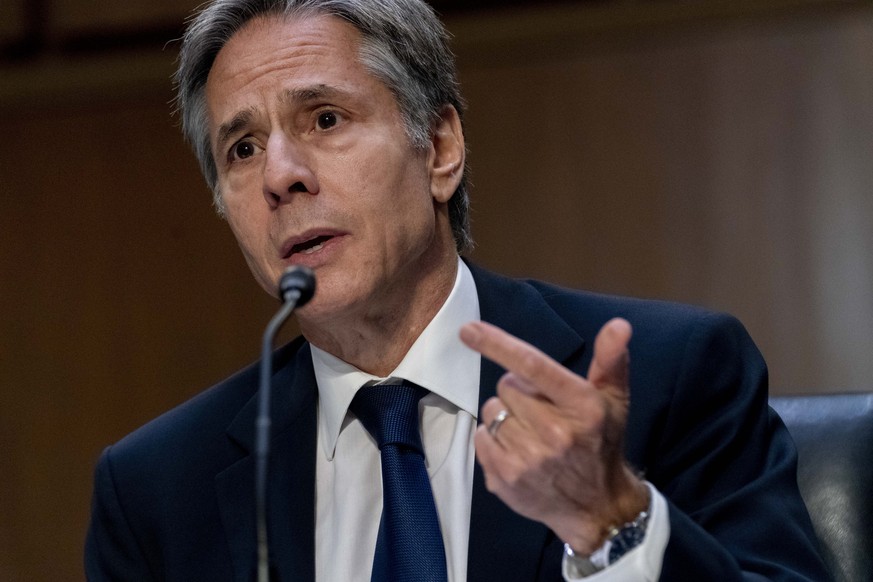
350 382 427 453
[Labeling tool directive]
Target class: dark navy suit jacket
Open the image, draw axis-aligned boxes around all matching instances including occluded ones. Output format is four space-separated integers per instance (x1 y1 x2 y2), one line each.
86 264 831 581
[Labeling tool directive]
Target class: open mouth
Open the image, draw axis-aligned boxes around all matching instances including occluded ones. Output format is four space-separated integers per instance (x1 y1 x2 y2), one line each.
289 235 334 256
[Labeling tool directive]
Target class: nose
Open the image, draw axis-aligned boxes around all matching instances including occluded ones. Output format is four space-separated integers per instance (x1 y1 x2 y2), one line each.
262 134 318 208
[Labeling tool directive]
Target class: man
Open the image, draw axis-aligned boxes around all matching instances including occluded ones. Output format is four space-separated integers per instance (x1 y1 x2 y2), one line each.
85 0 831 580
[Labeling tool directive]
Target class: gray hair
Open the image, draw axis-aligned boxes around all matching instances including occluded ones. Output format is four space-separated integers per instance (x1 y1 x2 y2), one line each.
175 0 473 253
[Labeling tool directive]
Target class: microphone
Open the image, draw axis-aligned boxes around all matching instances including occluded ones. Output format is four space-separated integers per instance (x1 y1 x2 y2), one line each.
278 266 316 306
255 266 316 582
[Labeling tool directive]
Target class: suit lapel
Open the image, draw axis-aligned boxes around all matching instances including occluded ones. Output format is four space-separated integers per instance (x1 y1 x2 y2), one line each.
467 264 587 581
215 341 318 582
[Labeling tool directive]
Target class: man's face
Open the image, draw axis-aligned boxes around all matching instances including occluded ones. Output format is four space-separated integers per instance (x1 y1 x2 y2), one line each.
205 14 458 326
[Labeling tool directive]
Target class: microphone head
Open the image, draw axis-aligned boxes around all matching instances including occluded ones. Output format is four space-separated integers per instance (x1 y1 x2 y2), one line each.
278 265 316 306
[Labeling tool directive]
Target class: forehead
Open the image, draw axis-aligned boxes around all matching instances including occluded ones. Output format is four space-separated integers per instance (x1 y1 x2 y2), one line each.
210 12 363 84
204 13 377 124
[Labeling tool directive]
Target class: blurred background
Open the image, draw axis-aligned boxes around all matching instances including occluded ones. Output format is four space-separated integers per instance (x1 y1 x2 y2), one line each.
1 0 871 579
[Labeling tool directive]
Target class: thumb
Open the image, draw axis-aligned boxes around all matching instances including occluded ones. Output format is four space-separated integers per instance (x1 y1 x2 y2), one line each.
587 318 632 397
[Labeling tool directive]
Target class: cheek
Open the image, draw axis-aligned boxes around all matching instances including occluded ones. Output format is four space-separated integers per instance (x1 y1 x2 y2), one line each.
224 196 275 286
224 195 261 250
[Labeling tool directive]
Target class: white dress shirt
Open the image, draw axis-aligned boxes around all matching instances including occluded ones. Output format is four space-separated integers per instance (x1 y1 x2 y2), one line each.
311 258 668 581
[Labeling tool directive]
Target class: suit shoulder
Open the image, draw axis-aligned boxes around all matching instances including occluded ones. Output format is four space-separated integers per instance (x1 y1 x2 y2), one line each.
526 278 746 340
468 262 751 352
105 337 306 471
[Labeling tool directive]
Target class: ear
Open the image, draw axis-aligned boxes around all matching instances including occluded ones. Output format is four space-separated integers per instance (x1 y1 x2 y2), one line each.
428 105 465 204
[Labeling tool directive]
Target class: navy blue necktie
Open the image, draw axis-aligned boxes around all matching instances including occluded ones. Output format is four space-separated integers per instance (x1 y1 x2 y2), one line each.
350 382 448 582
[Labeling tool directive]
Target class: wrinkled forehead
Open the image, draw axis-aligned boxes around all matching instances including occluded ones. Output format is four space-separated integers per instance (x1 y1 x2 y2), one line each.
204 13 368 114
211 11 363 78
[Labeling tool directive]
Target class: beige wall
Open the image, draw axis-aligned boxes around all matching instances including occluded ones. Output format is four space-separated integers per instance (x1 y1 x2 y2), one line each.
1 2 871 580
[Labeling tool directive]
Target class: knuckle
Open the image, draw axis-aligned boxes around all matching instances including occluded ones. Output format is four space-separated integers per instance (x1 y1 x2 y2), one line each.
519 351 544 378
501 464 526 490
495 374 511 396
481 396 502 416
546 422 575 452
582 400 608 433
483 472 501 494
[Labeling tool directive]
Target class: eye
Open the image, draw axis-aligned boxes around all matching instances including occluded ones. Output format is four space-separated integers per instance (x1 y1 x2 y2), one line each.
316 111 339 131
229 139 261 162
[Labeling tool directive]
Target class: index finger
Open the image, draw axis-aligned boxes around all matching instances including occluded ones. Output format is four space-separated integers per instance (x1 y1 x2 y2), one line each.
460 320 585 401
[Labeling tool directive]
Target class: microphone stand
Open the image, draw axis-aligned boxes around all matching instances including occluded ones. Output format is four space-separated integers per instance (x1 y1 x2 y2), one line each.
255 266 315 582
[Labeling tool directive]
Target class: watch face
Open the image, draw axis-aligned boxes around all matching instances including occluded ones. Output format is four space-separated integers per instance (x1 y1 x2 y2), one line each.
608 523 647 564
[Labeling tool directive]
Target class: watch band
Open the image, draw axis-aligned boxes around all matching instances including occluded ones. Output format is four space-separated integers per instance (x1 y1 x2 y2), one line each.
562 507 651 578
563 542 605 577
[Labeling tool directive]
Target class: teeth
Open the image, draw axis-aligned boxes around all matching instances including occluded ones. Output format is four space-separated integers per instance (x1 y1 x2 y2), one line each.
301 242 324 255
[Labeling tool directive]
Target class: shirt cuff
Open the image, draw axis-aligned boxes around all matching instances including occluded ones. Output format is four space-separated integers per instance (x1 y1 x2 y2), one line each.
562 482 670 581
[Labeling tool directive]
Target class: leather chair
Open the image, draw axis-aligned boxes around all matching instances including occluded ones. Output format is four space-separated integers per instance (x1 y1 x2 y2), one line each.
770 393 873 582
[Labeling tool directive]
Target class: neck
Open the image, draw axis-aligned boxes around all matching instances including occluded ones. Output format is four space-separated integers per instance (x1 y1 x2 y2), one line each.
300 251 459 377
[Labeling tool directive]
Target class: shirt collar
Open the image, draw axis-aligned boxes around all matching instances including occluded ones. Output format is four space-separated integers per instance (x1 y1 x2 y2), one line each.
310 257 480 460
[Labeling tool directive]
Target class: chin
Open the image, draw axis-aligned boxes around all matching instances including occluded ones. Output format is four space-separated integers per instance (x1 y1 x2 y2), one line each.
294 289 349 325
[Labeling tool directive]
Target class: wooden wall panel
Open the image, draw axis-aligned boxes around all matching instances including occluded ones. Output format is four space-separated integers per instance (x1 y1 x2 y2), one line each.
454 5 873 393
0 0 26 43
48 0 201 35
0 94 287 581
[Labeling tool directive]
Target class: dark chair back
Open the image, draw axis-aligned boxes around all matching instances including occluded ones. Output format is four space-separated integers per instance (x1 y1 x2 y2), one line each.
770 393 873 582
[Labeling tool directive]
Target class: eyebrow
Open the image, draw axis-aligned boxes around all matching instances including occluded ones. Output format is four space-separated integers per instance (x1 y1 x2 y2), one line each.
279 84 343 106
214 84 347 152
215 107 257 153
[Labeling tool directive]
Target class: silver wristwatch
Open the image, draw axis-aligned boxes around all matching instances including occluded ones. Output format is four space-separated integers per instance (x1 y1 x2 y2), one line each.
562 508 650 578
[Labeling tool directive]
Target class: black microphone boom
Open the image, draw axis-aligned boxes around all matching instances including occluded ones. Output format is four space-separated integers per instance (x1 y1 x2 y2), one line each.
255 265 316 582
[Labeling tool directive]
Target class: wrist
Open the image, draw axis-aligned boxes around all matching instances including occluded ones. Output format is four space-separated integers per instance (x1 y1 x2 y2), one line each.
564 468 649 554
562 483 652 577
